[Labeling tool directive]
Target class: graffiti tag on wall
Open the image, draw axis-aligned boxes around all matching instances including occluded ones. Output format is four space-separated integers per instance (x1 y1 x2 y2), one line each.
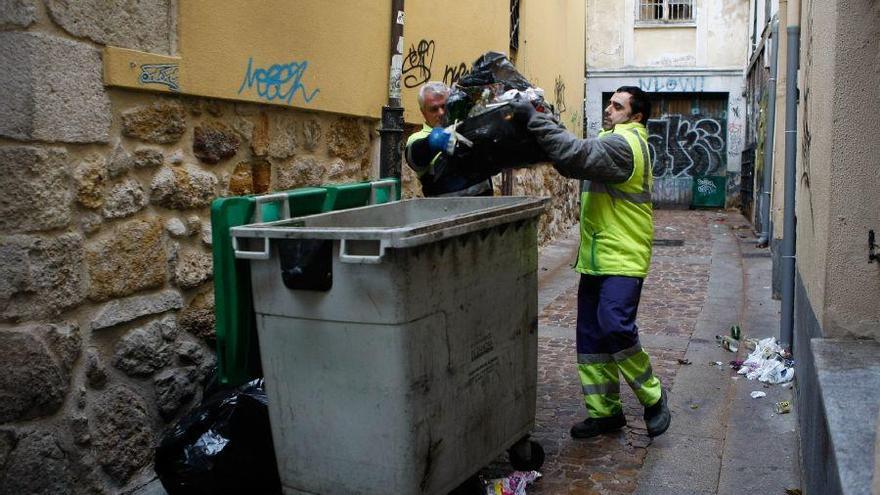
639 76 706 92
139 64 179 92
401 39 470 87
647 115 726 178
238 57 320 105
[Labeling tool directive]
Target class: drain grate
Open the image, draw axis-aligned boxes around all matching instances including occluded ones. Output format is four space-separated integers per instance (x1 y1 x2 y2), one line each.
653 239 685 247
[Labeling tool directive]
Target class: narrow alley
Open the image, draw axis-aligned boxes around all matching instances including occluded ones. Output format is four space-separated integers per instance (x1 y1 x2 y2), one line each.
506 209 800 494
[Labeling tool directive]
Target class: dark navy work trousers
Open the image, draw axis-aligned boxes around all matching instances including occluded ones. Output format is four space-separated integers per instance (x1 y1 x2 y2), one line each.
575 274 644 355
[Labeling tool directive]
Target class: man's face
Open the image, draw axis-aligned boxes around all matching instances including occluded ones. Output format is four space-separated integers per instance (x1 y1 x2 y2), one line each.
602 91 640 130
421 92 447 127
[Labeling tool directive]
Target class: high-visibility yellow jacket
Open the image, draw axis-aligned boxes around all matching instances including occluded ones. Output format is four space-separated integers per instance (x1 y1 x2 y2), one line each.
527 116 654 277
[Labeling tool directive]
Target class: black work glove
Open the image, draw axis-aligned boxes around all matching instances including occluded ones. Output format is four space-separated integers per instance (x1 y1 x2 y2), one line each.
508 98 537 126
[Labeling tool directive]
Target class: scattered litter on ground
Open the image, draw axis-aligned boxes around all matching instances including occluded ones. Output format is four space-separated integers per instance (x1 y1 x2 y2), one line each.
716 335 739 352
677 358 692 365
690 404 699 410
785 488 803 495
743 338 760 351
713 361 724 367
729 360 744 371
730 324 741 339
737 337 795 384
750 391 767 399
484 471 541 495
775 401 792 414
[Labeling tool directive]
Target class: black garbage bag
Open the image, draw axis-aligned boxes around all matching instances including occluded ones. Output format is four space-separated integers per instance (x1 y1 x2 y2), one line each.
458 51 532 91
451 102 550 178
155 378 281 495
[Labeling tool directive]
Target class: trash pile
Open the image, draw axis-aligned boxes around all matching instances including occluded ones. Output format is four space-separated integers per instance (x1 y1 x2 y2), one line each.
443 52 551 176
737 337 795 384
483 470 542 495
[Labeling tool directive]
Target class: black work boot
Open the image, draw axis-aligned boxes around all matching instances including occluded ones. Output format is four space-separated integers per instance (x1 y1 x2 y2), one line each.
570 413 627 439
644 388 671 437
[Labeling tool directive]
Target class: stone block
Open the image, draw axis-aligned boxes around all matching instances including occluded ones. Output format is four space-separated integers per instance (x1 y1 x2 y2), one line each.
85 348 107 389
193 122 240 164
0 432 78 494
179 289 215 343
102 179 147 219
165 218 187 238
0 233 86 321
0 32 110 143
0 0 36 29
227 158 271 196
73 154 107 209
150 165 218 209
85 218 166 302
267 115 297 159
276 155 324 190
122 102 186 144
0 146 72 233
154 366 198 420
133 148 164 169
91 289 182 330
0 323 80 422
174 248 213 289
328 117 369 161
46 0 172 53
300 119 322 152
113 314 176 377
91 385 153 483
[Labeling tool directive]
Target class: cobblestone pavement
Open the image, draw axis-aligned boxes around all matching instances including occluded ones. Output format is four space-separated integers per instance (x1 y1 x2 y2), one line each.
518 210 726 495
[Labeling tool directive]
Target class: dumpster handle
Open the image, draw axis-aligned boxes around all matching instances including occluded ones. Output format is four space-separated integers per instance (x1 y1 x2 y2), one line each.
232 235 271 260
369 180 398 205
253 193 292 223
339 239 386 264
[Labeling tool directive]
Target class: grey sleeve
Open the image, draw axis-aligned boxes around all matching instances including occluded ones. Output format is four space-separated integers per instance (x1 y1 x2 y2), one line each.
527 112 634 183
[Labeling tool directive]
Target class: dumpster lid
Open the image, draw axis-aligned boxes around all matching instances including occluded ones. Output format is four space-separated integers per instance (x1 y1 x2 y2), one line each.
230 196 547 260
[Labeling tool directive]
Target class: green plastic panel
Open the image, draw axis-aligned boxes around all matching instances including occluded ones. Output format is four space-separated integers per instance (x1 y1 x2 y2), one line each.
211 179 400 386
691 175 727 208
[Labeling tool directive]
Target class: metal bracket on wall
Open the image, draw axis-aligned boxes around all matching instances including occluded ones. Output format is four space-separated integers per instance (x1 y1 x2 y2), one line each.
869 230 880 263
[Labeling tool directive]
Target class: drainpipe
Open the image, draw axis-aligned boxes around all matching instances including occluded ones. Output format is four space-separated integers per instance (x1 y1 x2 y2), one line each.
379 0 405 179
757 19 780 247
780 0 800 349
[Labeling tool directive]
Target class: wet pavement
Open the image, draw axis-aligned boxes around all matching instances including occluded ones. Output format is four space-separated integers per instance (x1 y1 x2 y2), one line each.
489 209 801 495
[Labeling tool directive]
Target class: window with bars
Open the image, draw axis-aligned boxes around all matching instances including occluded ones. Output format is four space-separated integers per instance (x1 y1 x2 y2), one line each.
637 0 694 23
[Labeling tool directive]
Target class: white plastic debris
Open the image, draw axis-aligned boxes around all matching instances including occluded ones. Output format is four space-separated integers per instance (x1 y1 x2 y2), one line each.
750 391 767 399
737 337 795 384
485 471 541 495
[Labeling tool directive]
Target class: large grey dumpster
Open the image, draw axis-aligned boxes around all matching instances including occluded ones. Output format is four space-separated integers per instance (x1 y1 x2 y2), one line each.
231 196 548 495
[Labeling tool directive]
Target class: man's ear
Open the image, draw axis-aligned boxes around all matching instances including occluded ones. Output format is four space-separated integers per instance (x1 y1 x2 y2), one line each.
631 112 644 124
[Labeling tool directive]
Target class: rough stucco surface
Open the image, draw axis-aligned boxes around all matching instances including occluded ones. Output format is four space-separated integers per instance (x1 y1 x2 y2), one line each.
707 0 750 67
822 0 880 339
795 0 837 327
586 0 625 68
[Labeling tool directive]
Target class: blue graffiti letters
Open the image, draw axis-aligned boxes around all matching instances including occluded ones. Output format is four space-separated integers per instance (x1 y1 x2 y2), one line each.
238 57 320 105
139 64 179 92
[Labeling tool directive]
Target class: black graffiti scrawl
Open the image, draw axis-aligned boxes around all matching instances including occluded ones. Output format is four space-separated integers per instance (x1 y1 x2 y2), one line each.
647 115 726 178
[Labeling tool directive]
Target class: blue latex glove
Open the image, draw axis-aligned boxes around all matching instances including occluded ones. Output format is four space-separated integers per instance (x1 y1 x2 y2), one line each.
427 127 453 154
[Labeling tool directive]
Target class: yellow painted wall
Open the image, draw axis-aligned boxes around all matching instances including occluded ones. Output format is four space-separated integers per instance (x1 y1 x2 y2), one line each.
105 1 514 124
401 1 509 123
633 27 697 66
517 0 587 134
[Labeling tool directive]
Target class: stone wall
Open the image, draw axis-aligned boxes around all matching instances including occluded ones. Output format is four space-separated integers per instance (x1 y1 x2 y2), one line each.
0 4 578 493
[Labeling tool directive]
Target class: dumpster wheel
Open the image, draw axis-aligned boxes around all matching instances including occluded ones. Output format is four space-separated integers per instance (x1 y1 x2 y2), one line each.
508 437 545 471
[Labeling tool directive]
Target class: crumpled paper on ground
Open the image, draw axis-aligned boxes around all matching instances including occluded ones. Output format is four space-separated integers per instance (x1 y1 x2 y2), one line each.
485 471 541 495
737 337 794 384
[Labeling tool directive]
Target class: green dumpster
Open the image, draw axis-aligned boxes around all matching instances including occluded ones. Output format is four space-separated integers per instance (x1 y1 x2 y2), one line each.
691 175 727 208
211 179 400 386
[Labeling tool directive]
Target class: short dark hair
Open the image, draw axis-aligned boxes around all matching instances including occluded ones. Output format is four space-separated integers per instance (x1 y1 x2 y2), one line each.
615 86 651 123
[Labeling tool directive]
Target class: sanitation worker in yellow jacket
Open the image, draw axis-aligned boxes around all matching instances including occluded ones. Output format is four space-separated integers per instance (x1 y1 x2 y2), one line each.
511 86 671 438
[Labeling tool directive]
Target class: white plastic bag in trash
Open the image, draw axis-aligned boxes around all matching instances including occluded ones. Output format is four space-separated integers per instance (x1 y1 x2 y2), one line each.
737 337 794 384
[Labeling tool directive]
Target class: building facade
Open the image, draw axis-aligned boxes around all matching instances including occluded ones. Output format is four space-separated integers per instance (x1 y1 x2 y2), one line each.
585 0 750 208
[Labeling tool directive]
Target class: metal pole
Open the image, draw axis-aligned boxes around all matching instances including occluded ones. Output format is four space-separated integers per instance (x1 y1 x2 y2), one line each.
758 19 779 246
780 1 800 349
379 0 405 179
